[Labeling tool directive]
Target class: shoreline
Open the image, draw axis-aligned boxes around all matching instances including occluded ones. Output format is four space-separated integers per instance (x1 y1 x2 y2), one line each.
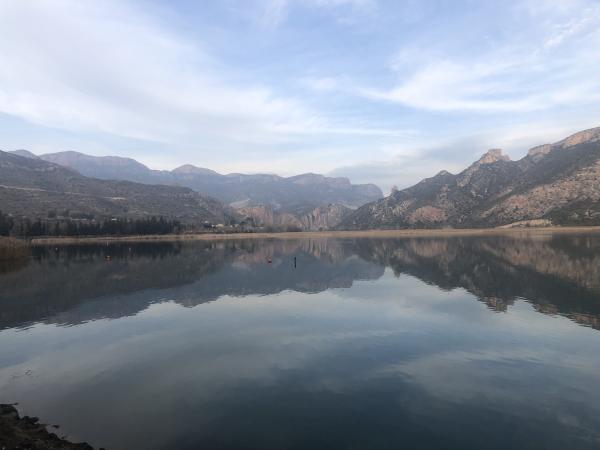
28 226 600 246
0 404 93 449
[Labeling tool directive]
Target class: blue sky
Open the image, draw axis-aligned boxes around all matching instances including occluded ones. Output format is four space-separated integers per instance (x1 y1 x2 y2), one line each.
1 0 599 192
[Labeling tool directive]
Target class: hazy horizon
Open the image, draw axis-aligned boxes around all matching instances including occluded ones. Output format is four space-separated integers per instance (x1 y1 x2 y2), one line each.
2 0 600 192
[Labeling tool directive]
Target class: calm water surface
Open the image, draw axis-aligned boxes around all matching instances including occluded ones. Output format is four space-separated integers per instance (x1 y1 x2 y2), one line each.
1 234 600 449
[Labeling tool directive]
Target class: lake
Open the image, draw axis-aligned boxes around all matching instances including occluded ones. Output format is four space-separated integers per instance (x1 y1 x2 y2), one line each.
1 233 600 449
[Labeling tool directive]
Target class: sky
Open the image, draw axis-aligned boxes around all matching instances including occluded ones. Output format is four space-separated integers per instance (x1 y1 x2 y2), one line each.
1 0 600 193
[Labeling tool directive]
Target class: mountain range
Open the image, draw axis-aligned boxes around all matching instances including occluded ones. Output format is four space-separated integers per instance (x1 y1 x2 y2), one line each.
3 126 600 231
0 151 228 224
339 127 600 229
14 150 383 215
4 150 383 230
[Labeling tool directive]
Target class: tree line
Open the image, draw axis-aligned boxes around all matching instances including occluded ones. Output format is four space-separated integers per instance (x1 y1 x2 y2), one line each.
0 211 13 236
0 211 180 237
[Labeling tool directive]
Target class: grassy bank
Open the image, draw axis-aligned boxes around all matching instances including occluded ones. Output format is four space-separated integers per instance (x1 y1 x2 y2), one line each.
0 237 30 259
28 226 600 246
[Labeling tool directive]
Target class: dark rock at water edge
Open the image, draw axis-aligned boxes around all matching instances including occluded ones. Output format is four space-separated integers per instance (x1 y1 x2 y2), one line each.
0 404 97 450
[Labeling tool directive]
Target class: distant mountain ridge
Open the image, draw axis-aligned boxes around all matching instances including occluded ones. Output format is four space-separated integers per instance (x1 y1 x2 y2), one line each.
6 126 600 231
0 151 228 224
340 127 600 229
32 151 383 215
9 149 39 160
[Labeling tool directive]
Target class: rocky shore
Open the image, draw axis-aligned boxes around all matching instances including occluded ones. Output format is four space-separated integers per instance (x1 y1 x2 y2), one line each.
0 404 95 449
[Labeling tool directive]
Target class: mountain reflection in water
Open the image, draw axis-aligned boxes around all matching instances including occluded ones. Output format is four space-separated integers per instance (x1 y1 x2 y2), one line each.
1 233 600 450
1 234 600 330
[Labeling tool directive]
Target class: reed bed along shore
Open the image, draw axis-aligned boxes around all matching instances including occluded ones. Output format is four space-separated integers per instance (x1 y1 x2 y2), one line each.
0 237 30 259
28 226 600 246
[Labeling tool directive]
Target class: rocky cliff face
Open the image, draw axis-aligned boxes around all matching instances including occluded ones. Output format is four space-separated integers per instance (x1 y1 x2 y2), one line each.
237 205 303 229
299 204 353 230
237 203 352 230
340 127 600 229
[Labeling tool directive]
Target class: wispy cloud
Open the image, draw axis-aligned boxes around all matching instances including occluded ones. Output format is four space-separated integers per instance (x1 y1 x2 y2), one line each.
256 0 377 28
306 0 378 18
362 58 600 113
300 76 339 92
259 0 290 28
0 1 365 148
357 2 600 113
0 0 400 150
0 1 312 145
0 0 598 185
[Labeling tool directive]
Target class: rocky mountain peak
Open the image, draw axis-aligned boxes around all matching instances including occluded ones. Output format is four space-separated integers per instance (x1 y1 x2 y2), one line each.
478 148 510 164
455 149 511 187
527 144 552 157
41 151 150 171
9 149 39 160
556 127 600 148
338 125 600 231
172 164 218 176
526 126 600 162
